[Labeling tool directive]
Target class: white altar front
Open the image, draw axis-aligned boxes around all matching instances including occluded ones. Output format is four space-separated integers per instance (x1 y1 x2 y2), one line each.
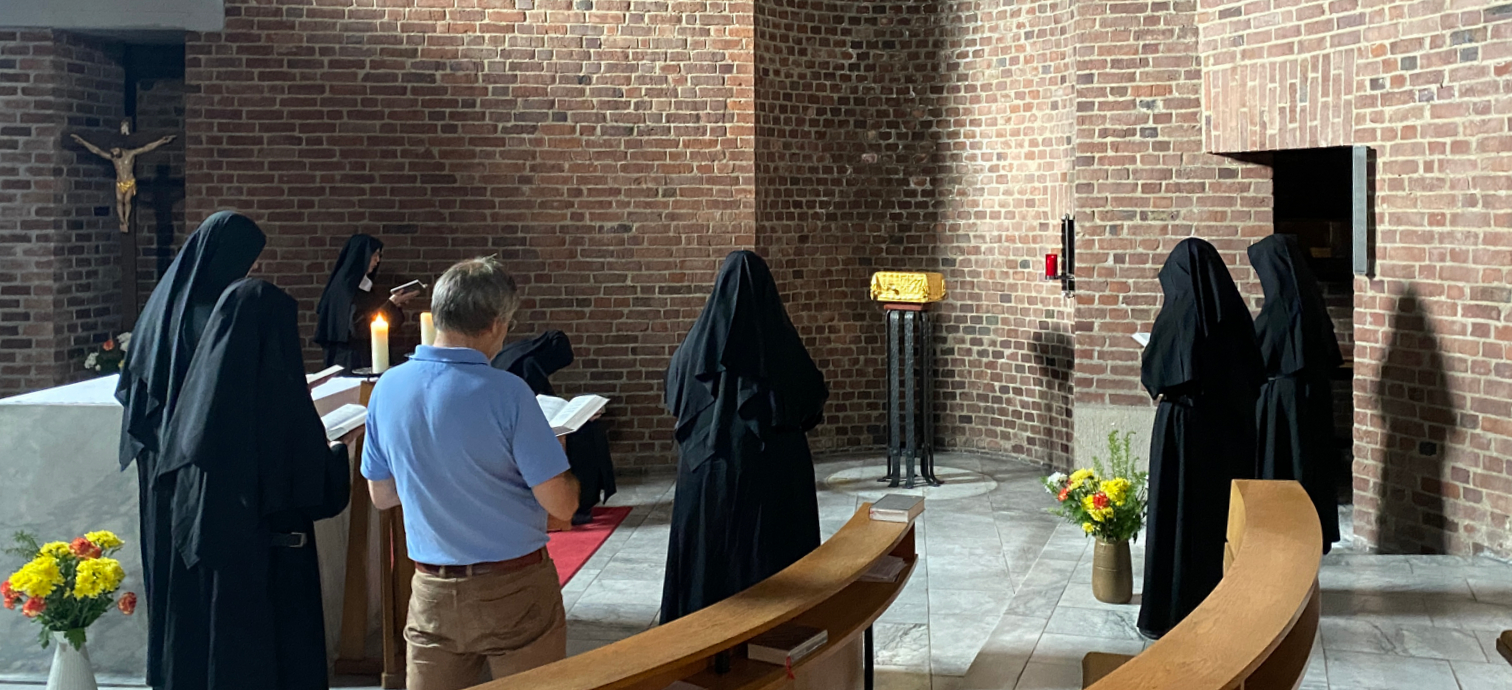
0 375 364 682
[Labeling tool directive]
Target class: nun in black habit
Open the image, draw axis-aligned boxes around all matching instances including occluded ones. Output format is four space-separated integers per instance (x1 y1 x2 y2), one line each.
660 250 828 624
492 330 618 524
314 234 411 369
1137 238 1265 639
1249 233 1343 552
116 211 267 689
158 278 351 690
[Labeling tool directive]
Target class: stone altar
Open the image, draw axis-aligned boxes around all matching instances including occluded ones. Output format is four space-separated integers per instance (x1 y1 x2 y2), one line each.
0 375 362 682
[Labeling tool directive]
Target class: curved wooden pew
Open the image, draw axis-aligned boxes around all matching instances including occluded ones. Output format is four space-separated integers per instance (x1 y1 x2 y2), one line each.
474 504 919 690
1083 479 1324 690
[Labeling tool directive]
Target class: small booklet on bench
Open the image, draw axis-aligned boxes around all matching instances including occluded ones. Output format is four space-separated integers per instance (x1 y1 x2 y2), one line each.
537 394 610 437
869 494 925 523
747 624 828 667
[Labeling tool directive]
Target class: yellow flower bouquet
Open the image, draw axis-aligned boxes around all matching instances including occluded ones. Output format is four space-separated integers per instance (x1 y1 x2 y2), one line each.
1042 431 1149 543
2 531 136 650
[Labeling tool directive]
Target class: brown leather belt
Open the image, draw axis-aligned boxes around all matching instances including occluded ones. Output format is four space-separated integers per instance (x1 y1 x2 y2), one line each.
414 548 545 579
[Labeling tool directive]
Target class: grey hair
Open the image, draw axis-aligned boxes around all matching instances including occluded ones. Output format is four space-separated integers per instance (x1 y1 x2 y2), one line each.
430 257 521 336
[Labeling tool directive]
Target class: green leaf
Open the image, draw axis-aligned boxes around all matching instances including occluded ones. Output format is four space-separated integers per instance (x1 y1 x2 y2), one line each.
64 628 87 651
37 627 50 649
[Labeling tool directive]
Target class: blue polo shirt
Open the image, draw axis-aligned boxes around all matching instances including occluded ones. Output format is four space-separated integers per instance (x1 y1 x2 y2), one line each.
361 345 570 565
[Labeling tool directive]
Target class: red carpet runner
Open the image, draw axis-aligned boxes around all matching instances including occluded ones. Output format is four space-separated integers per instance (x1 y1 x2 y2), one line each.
548 506 634 586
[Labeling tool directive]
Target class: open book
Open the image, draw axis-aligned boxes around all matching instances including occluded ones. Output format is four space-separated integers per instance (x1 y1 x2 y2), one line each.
322 404 367 442
537 394 609 437
306 365 344 389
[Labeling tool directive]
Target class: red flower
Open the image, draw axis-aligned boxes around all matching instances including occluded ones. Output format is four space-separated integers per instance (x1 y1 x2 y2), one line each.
102 339 115 352
70 538 102 560
1 580 16 610
117 592 137 616
1092 492 1110 510
1056 486 1071 502
22 597 45 618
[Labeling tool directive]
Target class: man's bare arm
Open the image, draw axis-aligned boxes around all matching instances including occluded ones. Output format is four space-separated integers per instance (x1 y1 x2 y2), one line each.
369 477 401 511
531 470 581 522
129 135 176 156
70 134 110 159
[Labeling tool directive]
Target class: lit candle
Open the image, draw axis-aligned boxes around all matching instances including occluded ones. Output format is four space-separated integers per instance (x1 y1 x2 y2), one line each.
420 312 436 347
371 316 389 374
1045 253 1059 279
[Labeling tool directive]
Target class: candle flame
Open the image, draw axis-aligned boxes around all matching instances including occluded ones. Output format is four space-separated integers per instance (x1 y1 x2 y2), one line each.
373 316 388 328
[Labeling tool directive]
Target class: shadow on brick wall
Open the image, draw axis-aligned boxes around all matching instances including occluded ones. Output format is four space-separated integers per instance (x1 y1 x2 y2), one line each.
1375 287 1454 554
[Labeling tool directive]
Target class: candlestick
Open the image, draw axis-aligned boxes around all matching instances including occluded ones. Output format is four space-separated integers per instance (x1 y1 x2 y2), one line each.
371 316 390 374
1045 253 1059 279
420 312 436 347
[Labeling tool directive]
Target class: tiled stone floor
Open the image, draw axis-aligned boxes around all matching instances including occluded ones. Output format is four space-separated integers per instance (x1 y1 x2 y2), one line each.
9 452 1512 689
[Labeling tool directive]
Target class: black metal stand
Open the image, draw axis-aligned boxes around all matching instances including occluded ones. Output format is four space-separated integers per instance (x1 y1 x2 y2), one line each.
881 305 941 488
864 625 875 690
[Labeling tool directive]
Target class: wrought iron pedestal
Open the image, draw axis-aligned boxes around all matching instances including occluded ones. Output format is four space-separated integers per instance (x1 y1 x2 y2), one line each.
881 304 942 488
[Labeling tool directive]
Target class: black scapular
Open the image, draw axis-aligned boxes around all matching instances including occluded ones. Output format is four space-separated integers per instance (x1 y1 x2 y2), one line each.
659 250 828 623
1249 233 1343 552
1137 237 1265 639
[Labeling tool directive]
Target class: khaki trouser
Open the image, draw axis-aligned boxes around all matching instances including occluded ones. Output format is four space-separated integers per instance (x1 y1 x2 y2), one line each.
405 554 567 690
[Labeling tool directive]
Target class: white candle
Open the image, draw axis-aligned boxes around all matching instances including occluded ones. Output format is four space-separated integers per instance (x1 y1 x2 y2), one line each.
371 316 390 374
420 312 436 347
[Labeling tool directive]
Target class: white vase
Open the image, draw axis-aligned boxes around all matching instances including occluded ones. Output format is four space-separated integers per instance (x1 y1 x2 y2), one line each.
46 631 98 690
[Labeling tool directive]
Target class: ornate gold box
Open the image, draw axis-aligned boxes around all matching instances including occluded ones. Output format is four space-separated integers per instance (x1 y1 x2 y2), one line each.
869 271 946 304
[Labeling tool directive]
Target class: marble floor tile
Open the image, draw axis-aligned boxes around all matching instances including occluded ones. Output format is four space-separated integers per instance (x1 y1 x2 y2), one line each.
1012 659 1083 690
1043 606 1142 641
1322 650 1460 690
958 615 1046 690
1320 618 1488 662
1450 659 1512 690
1028 633 1143 667
875 622 933 668
931 611 1012 677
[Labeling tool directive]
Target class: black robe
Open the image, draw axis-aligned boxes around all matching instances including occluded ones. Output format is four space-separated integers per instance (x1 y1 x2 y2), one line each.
1249 234 1343 551
492 331 618 520
115 211 267 689
159 278 350 690
1137 238 1264 639
660 251 828 624
314 234 403 369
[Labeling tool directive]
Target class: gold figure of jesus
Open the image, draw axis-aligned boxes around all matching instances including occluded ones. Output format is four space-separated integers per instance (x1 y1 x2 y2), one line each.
70 120 175 234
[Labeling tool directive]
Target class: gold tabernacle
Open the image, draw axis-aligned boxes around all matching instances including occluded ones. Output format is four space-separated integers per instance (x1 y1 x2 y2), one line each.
869 271 946 304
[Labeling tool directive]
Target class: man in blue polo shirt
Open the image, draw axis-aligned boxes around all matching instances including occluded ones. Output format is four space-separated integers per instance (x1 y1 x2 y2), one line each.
362 256 579 690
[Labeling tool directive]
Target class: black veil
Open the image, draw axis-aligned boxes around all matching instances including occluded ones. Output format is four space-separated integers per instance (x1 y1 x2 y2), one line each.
116 211 266 470
314 234 384 347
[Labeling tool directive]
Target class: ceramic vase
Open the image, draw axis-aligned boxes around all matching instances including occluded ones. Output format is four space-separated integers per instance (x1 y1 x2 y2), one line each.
1091 538 1133 604
46 631 98 690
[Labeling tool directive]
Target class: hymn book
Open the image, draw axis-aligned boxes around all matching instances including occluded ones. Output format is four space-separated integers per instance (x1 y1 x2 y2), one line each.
322 404 367 442
306 365 344 389
869 494 925 523
860 555 908 583
746 624 828 667
536 394 610 437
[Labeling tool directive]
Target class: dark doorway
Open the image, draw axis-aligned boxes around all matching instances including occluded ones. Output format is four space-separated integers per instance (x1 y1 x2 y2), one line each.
1269 146 1357 516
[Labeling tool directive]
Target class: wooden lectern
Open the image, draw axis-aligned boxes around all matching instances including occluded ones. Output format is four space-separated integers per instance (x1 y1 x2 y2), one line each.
332 380 412 688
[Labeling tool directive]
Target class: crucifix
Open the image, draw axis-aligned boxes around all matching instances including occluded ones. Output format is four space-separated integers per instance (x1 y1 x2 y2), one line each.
70 119 176 326
70 119 176 234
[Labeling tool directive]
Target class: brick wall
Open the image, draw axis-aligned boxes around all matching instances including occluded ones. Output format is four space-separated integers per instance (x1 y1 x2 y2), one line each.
1198 0 1512 555
186 0 756 469
1071 0 1274 415
0 30 124 398
931 0 1077 464
754 0 939 454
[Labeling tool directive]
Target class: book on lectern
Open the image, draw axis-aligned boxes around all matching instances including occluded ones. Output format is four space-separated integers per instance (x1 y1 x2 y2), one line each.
537 394 609 437
747 624 828 667
306 365 344 389
321 404 367 442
